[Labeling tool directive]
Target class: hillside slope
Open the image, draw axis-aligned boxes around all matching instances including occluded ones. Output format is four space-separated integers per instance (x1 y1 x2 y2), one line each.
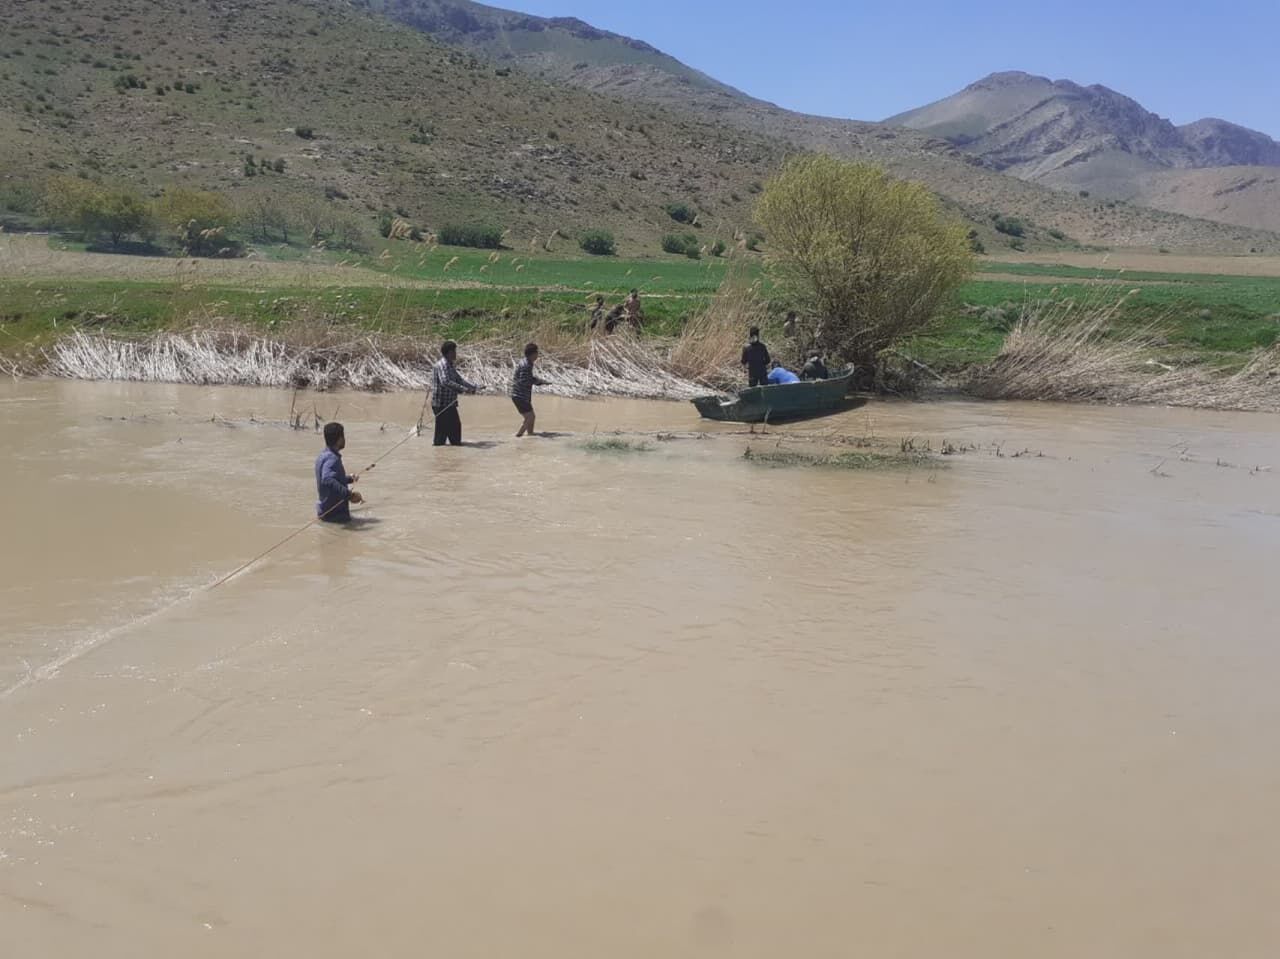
0 0 784 254
1 2 1276 254
365 5 1280 253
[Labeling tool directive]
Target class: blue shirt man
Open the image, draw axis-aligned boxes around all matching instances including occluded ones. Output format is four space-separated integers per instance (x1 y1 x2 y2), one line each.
767 366 800 385
315 422 361 522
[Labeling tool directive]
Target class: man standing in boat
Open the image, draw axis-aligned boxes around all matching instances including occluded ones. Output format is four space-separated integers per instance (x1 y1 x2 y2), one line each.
431 340 479 446
741 326 771 387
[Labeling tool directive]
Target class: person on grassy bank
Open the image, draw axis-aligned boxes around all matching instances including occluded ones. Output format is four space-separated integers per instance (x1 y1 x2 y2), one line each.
511 342 550 438
431 340 479 447
315 422 362 522
741 326 771 387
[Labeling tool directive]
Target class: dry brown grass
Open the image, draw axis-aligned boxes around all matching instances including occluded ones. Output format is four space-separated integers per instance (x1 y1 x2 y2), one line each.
43 325 716 400
962 292 1280 412
667 273 770 389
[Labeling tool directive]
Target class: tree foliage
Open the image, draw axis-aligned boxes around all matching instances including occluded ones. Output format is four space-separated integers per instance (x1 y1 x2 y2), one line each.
155 188 235 255
754 155 973 369
42 176 150 247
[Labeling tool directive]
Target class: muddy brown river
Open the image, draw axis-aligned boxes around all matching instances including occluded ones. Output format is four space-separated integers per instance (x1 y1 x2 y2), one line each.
4 380 1280 957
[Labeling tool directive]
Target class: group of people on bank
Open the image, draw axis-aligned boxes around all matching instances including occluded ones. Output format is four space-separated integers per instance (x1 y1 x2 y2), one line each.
589 290 644 334
317 321 830 522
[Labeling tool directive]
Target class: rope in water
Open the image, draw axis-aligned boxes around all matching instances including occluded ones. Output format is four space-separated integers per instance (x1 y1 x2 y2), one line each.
207 398 458 590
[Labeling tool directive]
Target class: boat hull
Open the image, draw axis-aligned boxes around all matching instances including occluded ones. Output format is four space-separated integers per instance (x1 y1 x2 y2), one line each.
691 369 855 423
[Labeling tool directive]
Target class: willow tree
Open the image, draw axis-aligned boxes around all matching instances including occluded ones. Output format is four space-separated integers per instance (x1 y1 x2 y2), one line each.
755 155 973 372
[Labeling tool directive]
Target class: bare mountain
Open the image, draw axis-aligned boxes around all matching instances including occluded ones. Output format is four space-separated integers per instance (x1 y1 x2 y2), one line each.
353 7 1279 252
359 0 746 99
2 2 1276 254
886 71 1280 232
888 71 1280 178
1178 119 1280 168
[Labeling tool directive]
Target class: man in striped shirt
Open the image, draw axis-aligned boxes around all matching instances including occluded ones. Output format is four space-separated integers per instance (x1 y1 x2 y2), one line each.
431 340 479 446
510 342 549 437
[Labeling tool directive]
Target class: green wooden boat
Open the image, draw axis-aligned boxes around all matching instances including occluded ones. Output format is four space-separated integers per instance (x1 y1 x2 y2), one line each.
691 368 855 423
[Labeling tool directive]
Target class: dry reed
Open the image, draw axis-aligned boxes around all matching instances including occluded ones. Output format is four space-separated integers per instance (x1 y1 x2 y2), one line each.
961 293 1280 412
43 328 716 400
667 274 770 389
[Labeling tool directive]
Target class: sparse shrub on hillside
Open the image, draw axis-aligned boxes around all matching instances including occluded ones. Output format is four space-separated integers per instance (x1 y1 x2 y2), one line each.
967 229 985 254
112 73 141 92
665 202 696 224
273 158 286 174
745 232 764 252
579 229 616 256
1048 228 1066 241
295 125 315 140
992 214 1025 238
1008 238 1026 252
754 155 973 373
0 182 40 215
710 240 727 257
662 233 700 258
438 223 503 249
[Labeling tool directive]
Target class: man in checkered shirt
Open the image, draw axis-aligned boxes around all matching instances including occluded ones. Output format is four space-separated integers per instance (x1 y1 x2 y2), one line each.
431 340 479 446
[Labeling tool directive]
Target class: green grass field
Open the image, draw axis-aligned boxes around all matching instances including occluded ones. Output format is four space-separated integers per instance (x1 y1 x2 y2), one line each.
4 237 1279 374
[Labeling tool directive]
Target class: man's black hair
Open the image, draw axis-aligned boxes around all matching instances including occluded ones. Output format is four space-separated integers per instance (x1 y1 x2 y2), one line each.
323 421 344 448
630 288 638 295
595 294 604 303
749 326 760 337
441 340 457 357
524 342 539 358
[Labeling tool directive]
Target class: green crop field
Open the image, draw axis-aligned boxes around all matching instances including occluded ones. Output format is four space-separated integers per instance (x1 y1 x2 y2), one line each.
3 237 1279 376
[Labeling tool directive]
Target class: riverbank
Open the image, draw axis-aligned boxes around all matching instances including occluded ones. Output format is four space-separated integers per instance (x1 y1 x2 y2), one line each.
4 234 1280 411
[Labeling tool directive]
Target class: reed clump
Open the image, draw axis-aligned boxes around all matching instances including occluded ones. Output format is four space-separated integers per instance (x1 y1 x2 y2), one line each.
667 274 770 389
43 326 717 400
961 292 1280 412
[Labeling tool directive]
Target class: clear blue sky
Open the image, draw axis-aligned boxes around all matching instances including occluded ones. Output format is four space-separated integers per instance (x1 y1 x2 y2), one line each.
510 0 1279 137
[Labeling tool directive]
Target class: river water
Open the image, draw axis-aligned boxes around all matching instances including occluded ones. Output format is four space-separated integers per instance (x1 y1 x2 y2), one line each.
4 380 1280 957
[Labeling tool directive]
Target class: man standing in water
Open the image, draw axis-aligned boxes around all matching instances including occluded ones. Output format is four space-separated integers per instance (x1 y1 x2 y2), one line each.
315 422 362 522
431 340 479 447
741 326 771 387
511 342 550 437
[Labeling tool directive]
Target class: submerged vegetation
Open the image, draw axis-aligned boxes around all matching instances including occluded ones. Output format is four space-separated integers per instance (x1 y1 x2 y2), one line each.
742 445 937 470
578 437 655 454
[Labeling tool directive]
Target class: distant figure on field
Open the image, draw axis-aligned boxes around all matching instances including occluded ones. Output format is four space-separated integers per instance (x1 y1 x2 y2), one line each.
783 311 798 338
801 353 830 381
431 340 479 447
315 422 362 522
623 289 643 330
511 342 550 438
767 363 800 385
741 326 771 387
602 303 626 334
589 295 606 332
